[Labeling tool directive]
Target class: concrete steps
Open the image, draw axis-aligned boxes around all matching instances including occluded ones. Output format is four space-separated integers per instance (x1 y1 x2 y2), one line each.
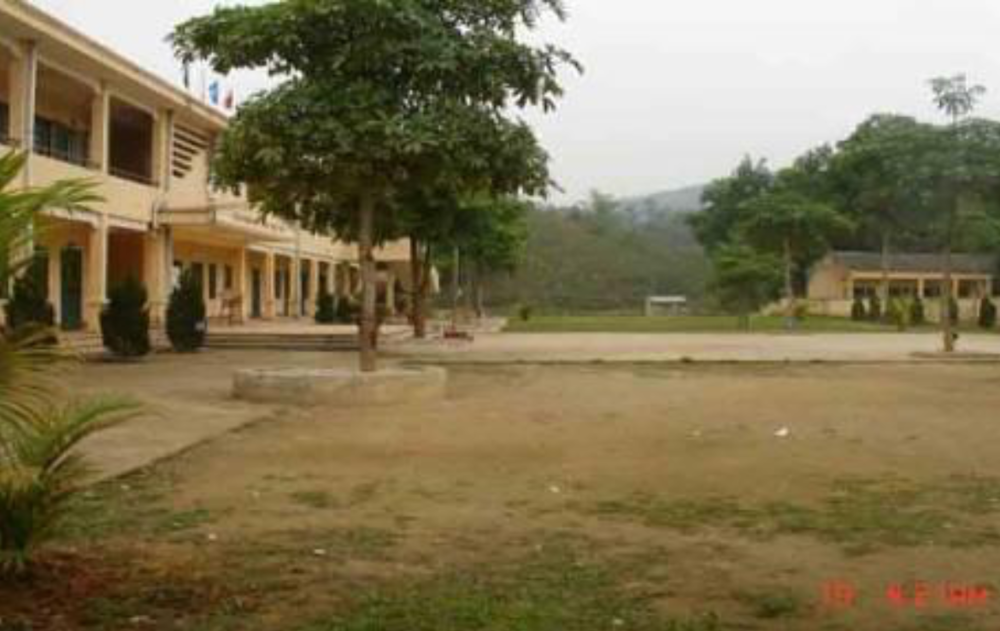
206 331 360 351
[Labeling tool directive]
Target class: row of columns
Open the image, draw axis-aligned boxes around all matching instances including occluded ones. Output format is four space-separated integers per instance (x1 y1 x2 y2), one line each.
847 275 989 301
257 251 342 321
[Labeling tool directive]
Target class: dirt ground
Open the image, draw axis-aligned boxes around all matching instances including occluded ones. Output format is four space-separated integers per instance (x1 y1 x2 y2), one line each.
5 354 1000 630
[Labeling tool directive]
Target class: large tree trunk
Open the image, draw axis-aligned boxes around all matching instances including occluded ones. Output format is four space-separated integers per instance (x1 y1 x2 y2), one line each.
358 194 378 373
942 215 956 353
783 238 795 330
879 230 891 319
410 237 427 339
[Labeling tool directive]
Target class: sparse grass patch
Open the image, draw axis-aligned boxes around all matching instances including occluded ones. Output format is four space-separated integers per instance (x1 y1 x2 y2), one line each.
298 544 722 631
584 477 1000 554
57 469 222 542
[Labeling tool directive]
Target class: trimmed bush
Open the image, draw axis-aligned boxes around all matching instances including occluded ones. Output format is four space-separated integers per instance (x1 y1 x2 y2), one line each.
518 305 533 322
850 297 866 322
166 268 207 353
335 298 359 325
886 299 907 331
100 277 151 358
867 295 882 323
3 262 54 339
979 297 997 329
315 293 337 324
909 297 926 326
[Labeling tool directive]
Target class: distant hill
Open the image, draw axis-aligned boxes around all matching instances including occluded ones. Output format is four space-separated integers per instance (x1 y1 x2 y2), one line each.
620 185 706 218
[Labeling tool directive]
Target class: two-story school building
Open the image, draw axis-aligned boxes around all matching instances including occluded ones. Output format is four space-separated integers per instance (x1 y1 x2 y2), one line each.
0 1 414 333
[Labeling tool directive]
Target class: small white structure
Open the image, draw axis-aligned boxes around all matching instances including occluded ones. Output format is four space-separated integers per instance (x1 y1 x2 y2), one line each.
645 296 688 317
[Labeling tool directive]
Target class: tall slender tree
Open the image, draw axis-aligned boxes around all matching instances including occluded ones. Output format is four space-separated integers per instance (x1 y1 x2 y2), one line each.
931 74 986 353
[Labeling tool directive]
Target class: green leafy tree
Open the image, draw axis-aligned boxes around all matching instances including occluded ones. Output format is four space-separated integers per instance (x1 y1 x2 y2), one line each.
452 195 531 318
740 189 853 326
710 242 783 330
0 151 138 575
690 157 773 253
166 269 207 353
100 277 151 358
173 0 577 372
830 115 931 304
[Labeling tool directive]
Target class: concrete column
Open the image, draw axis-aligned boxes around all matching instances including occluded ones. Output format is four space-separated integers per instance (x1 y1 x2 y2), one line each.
917 277 926 300
6 44 28 148
13 40 37 185
48 243 61 325
308 259 321 315
85 216 109 332
90 84 110 173
144 229 168 327
291 254 302 318
326 261 336 296
236 246 249 323
263 252 276 319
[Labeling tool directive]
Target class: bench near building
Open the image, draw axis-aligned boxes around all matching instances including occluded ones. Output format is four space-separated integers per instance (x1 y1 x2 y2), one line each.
0 1 413 333
807 251 998 321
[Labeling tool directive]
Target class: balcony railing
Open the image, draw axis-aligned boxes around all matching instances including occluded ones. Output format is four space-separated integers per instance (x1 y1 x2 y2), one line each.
33 141 100 171
109 165 158 188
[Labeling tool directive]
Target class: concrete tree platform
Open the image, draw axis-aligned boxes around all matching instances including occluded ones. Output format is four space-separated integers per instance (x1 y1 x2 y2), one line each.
233 365 447 407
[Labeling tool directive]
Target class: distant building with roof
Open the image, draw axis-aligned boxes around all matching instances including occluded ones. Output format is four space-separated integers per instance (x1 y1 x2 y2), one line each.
806 251 998 321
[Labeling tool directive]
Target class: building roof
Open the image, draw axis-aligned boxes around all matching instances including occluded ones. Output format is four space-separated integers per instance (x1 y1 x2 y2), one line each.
1 1 229 130
830 251 998 275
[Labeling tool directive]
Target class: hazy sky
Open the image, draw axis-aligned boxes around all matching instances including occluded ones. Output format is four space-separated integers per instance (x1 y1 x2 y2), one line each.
30 0 1000 202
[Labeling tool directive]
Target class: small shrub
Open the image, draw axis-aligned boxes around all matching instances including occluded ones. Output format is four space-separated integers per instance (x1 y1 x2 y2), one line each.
793 303 809 322
518 305 533 322
166 268 206 353
850 298 866 322
979 297 997 329
909 297 926 326
100 277 151 358
886 299 907 331
3 262 54 341
315 293 337 324
867 295 882 322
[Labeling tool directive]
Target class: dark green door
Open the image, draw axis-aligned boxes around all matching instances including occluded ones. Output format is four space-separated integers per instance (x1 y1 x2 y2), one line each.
60 246 83 331
251 269 262 318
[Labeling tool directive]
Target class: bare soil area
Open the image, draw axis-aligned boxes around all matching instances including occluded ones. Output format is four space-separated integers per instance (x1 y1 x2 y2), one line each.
5 355 1000 630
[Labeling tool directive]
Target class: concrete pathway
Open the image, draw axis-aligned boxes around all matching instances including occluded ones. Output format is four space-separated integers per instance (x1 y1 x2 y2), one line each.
391 332 1000 364
71 350 356 482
